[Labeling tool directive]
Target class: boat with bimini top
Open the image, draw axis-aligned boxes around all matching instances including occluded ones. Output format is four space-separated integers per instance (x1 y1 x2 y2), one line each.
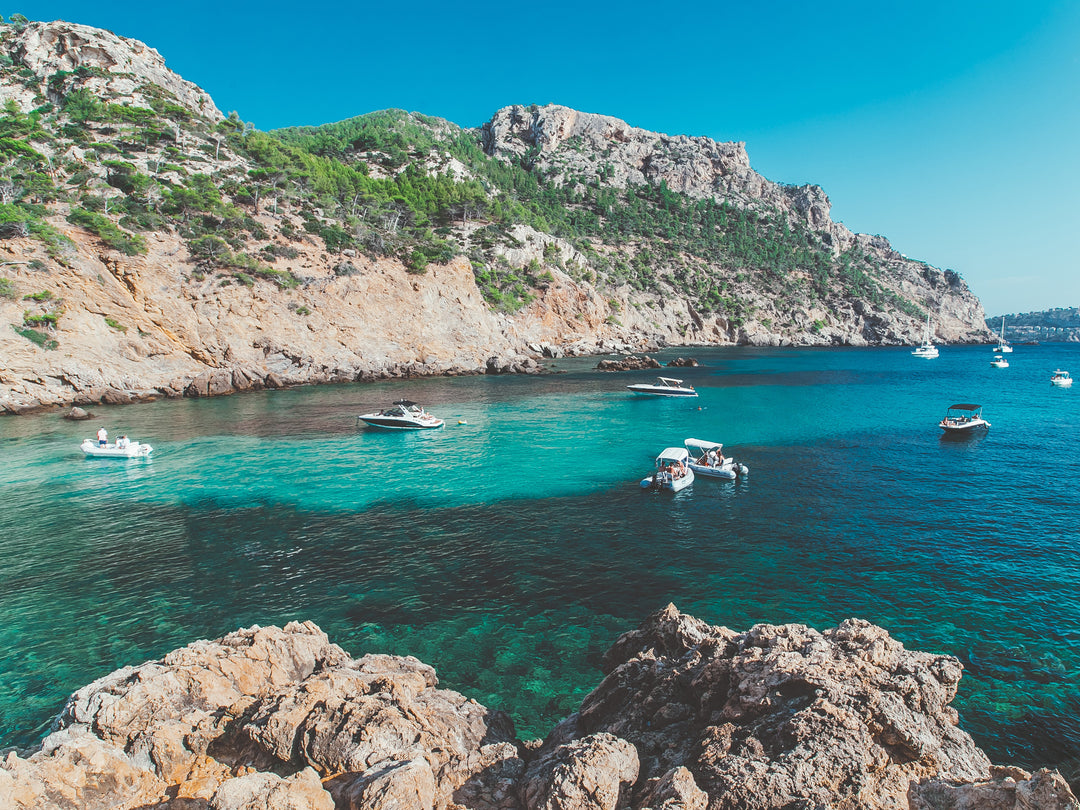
1051 370 1073 387
939 403 990 434
683 438 749 480
639 447 695 492
357 400 445 430
626 377 698 397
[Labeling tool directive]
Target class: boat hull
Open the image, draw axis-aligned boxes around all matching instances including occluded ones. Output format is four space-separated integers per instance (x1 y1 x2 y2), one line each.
688 461 748 480
358 416 444 430
939 420 990 433
626 385 697 397
640 469 695 492
80 440 152 458
1051 379 1073 387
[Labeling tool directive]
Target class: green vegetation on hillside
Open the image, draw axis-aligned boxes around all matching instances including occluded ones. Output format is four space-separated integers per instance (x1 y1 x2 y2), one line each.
0 35 936 328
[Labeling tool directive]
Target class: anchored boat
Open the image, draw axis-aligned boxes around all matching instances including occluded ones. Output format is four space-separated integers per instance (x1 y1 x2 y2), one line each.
626 377 698 397
683 438 749 480
80 438 153 458
357 400 445 430
639 447 695 492
939 403 990 434
911 314 939 359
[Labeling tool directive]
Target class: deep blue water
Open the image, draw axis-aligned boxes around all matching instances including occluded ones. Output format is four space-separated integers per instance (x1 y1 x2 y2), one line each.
1 344 1078 782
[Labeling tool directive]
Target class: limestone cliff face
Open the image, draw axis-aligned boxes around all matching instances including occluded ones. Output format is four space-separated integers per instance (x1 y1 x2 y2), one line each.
4 20 221 120
480 105 988 347
0 22 992 415
481 105 836 240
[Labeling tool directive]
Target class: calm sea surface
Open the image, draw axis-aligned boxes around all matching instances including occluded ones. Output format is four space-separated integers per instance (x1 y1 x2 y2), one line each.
1 344 1078 780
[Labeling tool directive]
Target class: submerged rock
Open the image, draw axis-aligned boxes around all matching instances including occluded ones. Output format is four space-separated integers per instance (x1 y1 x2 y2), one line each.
1 609 1075 809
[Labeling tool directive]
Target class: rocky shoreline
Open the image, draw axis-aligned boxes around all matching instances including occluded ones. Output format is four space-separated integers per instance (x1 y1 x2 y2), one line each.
2 605 1075 809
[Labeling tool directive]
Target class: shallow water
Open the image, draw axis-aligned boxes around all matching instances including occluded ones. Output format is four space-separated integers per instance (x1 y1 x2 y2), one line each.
1 344 1078 781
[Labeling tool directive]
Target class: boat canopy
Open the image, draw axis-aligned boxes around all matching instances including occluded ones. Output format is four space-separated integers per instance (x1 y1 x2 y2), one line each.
394 399 420 407
947 403 981 411
658 377 685 386
656 448 690 462
684 438 722 451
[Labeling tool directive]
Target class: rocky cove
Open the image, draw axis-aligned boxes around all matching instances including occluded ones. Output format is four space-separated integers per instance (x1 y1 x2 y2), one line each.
0 20 994 417
1 605 1075 810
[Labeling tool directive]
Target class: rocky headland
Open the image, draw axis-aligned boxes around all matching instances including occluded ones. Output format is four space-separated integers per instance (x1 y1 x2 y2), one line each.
0 20 994 416
1 605 1075 809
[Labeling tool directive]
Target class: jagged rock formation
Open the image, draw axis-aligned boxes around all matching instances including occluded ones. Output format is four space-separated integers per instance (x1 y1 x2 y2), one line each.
1 608 1075 809
4 20 221 120
0 20 992 416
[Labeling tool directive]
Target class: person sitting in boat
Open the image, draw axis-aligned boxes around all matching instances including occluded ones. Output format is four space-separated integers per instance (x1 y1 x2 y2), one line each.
116 435 129 449
97 426 108 447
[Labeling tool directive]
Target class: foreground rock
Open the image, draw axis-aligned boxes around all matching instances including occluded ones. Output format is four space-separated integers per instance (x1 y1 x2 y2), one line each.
1 608 1075 809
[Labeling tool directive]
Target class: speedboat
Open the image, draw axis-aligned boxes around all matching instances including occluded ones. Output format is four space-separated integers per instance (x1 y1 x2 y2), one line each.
939 403 990 434
1051 370 1073 387
990 354 1009 368
626 377 698 397
357 400 445 430
80 439 153 458
639 447 695 492
992 316 1013 353
683 438 749 480
911 314 938 358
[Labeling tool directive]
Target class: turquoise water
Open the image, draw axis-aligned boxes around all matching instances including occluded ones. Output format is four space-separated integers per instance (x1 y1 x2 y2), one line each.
1 345 1078 782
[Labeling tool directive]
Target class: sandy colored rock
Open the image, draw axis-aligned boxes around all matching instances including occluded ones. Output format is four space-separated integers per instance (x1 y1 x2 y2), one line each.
522 732 639 810
210 767 334 810
2 613 1075 810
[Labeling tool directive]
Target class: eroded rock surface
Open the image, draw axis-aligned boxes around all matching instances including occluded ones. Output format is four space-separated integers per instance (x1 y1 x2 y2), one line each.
2 610 1075 810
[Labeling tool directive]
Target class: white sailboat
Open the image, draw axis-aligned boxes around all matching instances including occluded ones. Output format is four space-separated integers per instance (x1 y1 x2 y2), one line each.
911 314 938 359
992 316 1013 353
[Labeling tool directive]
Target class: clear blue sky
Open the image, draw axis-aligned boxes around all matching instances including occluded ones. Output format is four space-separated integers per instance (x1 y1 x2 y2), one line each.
21 0 1080 316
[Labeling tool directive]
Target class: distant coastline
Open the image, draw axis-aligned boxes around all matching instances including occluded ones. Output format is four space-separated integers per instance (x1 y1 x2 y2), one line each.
987 306 1080 342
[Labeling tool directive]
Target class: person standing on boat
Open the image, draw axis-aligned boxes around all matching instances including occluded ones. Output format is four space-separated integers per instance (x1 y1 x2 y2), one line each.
97 426 108 447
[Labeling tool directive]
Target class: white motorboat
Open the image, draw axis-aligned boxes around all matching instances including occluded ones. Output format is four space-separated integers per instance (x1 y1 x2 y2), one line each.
639 447 695 492
1051 370 1073 387
626 377 698 397
357 400 445 430
990 354 1009 368
992 316 1013 353
911 314 938 358
939 403 990 434
683 438 749 480
80 439 153 458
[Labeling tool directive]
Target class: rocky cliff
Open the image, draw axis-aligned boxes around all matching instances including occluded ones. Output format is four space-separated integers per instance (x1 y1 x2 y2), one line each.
1 607 1075 809
0 19 992 415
